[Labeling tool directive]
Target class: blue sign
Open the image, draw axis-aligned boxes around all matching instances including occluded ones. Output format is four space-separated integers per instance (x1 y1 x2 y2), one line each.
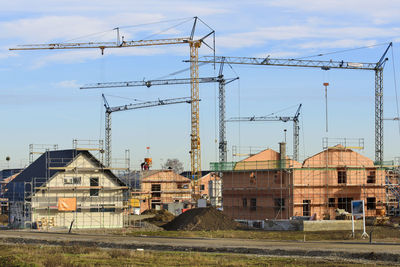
351 200 364 216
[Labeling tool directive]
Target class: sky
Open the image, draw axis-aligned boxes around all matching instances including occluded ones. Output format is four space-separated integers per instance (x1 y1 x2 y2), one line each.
1 0 400 170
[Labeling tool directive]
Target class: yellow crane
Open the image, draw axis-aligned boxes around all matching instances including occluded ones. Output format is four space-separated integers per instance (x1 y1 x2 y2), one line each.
9 17 214 196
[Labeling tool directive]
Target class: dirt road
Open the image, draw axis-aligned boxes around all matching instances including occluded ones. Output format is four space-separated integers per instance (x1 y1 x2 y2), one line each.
0 230 399 263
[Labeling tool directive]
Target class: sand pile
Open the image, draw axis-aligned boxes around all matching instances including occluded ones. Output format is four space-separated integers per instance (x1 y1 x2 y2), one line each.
142 209 175 226
163 207 241 231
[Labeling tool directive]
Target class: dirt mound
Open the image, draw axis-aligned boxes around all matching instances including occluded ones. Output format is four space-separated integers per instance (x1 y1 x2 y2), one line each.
142 209 175 226
163 207 241 231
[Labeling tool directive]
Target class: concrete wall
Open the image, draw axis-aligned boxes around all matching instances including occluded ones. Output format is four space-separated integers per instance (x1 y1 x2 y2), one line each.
260 220 363 231
303 220 363 232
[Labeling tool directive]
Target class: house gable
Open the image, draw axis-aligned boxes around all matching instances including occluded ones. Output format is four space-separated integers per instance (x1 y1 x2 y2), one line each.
141 170 191 183
6 149 125 201
303 145 374 168
235 148 302 170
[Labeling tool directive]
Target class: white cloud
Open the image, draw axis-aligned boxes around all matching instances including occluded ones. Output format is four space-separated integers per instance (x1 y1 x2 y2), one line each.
298 39 378 50
1 16 110 43
27 44 192 68
266 0 400 25
254 51 300 58
53 80 80 88
216 25 399 50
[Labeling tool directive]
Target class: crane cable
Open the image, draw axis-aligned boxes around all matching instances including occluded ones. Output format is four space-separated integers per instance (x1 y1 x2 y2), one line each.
99 94 104 141
62 17 194 43
103 94 143 102
301 112 306 162
214 63 218 161
295 42 391 60
391 45 400 135
118 17 194 29
141 17 194 41
263 103 301 117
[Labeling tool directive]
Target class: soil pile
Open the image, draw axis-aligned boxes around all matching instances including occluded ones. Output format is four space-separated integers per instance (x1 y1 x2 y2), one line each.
163 207 241 231
142 209 175 226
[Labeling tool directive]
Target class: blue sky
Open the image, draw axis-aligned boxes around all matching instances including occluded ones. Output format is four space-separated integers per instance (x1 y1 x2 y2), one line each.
1 0 400 170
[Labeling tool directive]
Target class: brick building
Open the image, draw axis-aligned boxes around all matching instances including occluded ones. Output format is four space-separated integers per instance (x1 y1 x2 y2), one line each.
213 143 388 221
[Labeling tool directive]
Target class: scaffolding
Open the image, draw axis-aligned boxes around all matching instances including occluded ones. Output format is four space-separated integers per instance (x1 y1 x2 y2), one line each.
29 144 58 164
211 142 398 223
9 149 130 230
72 139 104 164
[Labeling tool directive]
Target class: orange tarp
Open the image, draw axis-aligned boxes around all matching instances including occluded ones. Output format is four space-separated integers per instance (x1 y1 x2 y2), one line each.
58 198 77 211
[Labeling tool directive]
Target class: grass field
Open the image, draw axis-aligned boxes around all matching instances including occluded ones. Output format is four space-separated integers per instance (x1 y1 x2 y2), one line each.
0 243 391 267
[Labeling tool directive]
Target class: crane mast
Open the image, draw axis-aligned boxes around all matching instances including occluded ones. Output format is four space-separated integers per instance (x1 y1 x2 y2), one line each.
196 43 392 164
226 104 302 161
10 17 215 188
102 95 194 167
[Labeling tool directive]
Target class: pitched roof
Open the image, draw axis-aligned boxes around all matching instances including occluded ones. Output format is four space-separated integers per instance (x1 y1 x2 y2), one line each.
302 145 374 167
141 169 191 182
234 148 302 170
5 149 125 201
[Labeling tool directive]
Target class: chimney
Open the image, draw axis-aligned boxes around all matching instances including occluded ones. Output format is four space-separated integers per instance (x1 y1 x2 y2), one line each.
279 142 286 169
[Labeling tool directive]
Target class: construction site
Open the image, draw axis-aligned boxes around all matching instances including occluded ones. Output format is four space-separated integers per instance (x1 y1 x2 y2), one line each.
0 16 399 232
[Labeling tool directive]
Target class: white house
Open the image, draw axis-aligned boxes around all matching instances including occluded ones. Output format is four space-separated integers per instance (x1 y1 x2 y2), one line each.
6 149 127 229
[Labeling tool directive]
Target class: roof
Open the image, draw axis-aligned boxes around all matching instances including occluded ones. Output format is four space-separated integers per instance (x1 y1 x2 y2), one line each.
235 148 302 170
180 171 211 179
141 169 191 182
5 149 125 201
302 144 374 167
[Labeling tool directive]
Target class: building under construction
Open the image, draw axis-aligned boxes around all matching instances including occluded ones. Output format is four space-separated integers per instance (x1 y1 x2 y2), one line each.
5 149 128 229
211 141 399 221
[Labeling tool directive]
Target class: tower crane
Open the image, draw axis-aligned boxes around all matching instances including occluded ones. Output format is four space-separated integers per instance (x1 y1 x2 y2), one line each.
10 17 215 182
226 104 302 161
82 74 239 163
192 42 393 164
102 94 194 167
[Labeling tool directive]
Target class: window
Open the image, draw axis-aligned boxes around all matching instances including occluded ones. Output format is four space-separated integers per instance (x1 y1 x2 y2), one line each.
90 207 100 212
367 170 376 184
152 184 161 191
303 200 311 216
328 198 336 207
177 183 183 189
64 177 81 185
183 184 189 189
90 177 99 196
242 198 247 207
338 169 347 184
274 198 285 211
200 184 205 191
250 198 257 211
338 197 353 212
151 184 161 198
367 197 376 210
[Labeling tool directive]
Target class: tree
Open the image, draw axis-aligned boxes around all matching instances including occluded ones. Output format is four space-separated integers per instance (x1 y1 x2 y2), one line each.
162 158 184 174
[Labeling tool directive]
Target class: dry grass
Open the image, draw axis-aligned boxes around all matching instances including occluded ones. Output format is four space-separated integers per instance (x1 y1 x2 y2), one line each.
0 243 386 267
99 225 400 242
